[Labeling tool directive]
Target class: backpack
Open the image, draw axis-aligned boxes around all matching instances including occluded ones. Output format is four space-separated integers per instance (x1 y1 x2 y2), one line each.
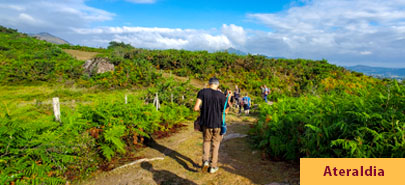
221 94 230 135
264 88 269 95
243 97 249 105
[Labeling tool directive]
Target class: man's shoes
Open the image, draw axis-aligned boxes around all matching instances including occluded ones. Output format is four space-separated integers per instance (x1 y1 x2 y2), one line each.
202 161 209 172
209 167 219 174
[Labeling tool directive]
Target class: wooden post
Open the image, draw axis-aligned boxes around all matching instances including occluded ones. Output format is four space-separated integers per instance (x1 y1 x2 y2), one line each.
171 93 173 103
125 95 128 104
182 95 184 101
157 93 160 110
153 93 160 110
52 97 61 122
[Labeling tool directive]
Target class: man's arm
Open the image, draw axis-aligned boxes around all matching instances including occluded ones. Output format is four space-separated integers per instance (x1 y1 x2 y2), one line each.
194 98 202 111
225 91 231 114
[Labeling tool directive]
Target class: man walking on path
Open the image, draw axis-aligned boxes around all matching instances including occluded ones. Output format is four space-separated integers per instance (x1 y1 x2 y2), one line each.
234 85 241 109
263 85 270 103
261 85 265 99
194 77 229 174
242 93 251 115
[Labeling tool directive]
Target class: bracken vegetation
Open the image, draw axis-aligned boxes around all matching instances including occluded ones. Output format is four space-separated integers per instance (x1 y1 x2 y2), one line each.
250 80 405 160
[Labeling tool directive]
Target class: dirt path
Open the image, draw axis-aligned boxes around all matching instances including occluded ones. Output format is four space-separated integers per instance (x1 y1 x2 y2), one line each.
59 51 300 184
79 113 299 185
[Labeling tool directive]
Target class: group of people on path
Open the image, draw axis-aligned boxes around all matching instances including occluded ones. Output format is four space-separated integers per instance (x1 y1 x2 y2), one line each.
229 85 251 115
194 77 270 174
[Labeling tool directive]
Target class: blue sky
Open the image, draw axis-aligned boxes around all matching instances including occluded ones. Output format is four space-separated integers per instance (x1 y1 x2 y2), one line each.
0 0 404 67
86 0 294 30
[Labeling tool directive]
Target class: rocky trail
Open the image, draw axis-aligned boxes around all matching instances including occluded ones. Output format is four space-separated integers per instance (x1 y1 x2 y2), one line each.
79 114 299 185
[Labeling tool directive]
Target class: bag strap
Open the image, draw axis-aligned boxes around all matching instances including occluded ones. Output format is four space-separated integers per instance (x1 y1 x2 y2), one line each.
223 94 230 126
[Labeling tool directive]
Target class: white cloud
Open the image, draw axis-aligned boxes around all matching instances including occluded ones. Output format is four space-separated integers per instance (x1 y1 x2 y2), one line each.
73 26 232 51
125 0 156 4
221 24 246 46
0 4 25 11
18 13 36 23
247 0 405 67
0 0 114 33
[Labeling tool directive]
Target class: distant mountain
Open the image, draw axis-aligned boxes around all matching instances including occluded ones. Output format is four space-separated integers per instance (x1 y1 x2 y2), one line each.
30 32 69 45
222 47 247 55
220 47 285 59
265 56 286 59
345 65 405 79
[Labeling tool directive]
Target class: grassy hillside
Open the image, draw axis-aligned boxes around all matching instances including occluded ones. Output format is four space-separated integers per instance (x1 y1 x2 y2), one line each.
0 26 84 84
0 26 197 184
61 49 99 61
1 25 379 98
99 41 378 100
0 25 404 184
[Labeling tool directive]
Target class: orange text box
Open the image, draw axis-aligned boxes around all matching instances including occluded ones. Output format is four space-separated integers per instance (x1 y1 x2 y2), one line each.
301 158 405 185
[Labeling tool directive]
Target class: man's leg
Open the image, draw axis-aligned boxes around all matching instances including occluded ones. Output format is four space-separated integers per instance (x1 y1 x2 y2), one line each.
211 128 222 168
203 127 213 169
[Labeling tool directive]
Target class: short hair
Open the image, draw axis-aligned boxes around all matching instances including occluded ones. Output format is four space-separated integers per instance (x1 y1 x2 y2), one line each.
208 77 219 85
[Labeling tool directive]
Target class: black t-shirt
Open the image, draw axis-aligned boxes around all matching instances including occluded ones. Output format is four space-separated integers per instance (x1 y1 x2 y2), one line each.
234 88 240 98
230 96 235 104
197 88 229 128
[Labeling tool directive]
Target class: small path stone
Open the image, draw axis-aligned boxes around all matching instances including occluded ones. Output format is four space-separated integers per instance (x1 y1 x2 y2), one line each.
266 183 290 185
223 133 248 142
111 157 165 172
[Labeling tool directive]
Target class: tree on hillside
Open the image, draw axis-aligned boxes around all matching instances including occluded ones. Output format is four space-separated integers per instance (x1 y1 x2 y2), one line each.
107 41 134 49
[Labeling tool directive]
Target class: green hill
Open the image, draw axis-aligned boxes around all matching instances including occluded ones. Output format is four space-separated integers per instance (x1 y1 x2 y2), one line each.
0 25 404 184
0 25 377 98
0 26 83 83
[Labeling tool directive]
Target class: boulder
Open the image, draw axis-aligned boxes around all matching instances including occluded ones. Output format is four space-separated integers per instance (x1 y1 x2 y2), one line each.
83 58 114 76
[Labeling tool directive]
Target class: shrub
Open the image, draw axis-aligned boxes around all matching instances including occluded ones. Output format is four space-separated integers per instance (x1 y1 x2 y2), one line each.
251 81 405 160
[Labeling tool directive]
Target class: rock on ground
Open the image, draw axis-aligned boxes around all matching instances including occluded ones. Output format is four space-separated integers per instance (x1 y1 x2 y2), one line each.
83 58 114 76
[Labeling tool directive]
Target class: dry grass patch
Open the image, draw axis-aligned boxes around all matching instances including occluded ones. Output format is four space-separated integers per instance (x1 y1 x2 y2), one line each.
63 49 99 61
162 72 207 89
